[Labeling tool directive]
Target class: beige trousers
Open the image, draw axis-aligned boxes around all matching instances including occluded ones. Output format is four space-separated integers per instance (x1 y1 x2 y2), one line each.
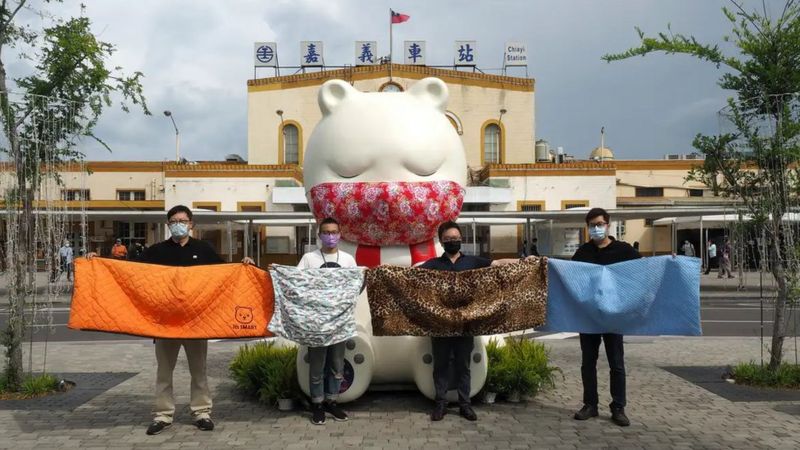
153 339 212 423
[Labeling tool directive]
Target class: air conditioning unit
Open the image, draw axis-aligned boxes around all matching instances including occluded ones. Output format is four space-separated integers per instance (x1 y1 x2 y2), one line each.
684 153 705 160
664 154 683 160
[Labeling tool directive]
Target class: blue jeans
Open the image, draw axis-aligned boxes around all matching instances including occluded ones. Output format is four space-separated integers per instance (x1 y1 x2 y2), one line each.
308 342 346 404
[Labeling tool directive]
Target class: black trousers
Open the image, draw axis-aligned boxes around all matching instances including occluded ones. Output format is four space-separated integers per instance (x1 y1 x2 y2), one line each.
431 336 474 405
705 256 718 274
580 333 626 409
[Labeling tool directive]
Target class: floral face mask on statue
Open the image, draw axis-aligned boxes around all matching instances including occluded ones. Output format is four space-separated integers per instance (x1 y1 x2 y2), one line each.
309 181 464 246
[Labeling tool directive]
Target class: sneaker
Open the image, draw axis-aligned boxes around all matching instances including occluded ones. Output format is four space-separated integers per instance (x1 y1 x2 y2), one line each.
430 402 447 421
145 420 171 435
459 404 477 421
611 407 630 427
573 404 599 420
195 418 214 431
323 401 348 421
311 403 325 425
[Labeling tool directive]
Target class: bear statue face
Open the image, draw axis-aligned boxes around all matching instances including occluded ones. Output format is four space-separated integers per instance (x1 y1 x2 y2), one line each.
303 77 467 246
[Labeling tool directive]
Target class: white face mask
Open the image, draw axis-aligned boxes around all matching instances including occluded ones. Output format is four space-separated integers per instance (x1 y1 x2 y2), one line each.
589 225 606 241
169 222 190 239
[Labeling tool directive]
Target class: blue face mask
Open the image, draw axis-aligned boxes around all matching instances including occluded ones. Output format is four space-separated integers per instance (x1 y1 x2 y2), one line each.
169 222 190 239
589 225 607 241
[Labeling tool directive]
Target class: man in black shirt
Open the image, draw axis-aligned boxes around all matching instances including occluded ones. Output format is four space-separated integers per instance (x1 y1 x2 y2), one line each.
572 208 640 427
421 220 533 422
88 205 252 435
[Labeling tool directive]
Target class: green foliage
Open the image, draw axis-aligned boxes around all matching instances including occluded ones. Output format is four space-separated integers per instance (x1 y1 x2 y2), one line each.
20 373 58 396
732 361 800 388
604 0 800 371
229 342 301 407
484 338 504 392
488 338 561 399
0 373 7 392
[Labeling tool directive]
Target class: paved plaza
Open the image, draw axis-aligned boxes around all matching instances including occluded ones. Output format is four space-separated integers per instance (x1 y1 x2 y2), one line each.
0 336 798 449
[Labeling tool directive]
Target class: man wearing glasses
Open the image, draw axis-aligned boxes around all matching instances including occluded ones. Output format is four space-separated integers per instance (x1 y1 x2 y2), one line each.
88 204 252 435
297 217 357 425
421 220 534 422
571 208 640 427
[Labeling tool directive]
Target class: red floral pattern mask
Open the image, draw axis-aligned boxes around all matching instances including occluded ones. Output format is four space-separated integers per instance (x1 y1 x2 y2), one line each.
309 181 465 246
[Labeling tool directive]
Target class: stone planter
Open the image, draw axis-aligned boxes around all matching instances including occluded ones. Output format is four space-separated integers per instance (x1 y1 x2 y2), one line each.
277 398 295 411
481 391 497 404
506 391 521 403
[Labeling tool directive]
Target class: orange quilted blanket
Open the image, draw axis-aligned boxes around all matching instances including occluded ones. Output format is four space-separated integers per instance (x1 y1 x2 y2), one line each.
68 258 274 339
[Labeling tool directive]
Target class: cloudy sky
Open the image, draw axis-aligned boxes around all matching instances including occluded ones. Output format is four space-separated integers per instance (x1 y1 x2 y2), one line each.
10 0 766 161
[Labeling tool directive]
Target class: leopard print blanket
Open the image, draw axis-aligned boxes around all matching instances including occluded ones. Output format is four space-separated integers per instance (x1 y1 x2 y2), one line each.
365 259 547 336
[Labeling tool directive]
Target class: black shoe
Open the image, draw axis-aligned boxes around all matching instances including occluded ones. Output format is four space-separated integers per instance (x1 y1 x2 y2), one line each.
459 404 477 421
311 403 325 425
430 402 447 421
146 420 171 435
611 407 630 426
195 418 214 431
573 404 599 420
323 401 348 421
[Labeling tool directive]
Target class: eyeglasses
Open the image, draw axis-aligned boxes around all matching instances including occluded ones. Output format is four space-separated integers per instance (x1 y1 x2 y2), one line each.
319 230 339 236
168 219 191 225
589 222 608 227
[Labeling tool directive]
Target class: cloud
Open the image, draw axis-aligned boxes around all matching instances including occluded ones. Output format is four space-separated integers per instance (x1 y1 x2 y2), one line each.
6 0 742 161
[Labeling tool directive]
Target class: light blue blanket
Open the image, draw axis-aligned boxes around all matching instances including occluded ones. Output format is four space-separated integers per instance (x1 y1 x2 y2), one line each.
542 255 701 336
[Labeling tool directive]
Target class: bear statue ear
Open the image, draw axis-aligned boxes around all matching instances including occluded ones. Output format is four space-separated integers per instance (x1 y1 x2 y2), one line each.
319 79 357 116
408 77 449 112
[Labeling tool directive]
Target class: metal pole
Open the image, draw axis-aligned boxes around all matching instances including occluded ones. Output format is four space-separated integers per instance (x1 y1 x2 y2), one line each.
472 219 477 255
244 220 251 258
226 221 233 262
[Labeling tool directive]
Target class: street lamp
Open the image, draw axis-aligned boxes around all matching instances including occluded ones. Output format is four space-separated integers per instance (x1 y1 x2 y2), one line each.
163 110 180 162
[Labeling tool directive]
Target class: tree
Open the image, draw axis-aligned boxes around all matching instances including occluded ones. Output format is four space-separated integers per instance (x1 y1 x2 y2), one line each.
0 1 149 390
604 0 800 370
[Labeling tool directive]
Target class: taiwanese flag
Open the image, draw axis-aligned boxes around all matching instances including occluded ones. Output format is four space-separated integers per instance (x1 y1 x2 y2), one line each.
391 10 410 24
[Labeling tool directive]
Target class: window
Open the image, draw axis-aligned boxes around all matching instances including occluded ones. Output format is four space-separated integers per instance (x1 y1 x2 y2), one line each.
483 123 501 164
616 221 626 238
61 189 90 201
689 189 704 197
561 200 589 210
238 202 265 212
521 204 543 212
192 202 220 212
114 221 147 246
644 218 655 227
635 187 664 197
283 124 299 164
118 190 145 201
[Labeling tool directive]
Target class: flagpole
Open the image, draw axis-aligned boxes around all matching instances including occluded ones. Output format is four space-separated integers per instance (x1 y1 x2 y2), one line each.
389 8 393 80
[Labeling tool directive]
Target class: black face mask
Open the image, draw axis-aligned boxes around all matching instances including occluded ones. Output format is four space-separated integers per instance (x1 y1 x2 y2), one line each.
443 240 462 255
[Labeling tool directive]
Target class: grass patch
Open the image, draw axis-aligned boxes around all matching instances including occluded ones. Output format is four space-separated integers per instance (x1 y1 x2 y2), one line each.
0 373 60 399
732 362 800 388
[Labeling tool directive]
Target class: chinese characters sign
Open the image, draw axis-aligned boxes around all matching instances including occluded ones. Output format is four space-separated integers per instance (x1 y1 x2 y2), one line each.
404 41 426 65
254 42 277 67
454 41 477 66
301 41 324 67
355 41 378 66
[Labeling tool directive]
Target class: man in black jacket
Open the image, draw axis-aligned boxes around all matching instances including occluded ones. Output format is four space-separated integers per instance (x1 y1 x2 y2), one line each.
572 208 640 427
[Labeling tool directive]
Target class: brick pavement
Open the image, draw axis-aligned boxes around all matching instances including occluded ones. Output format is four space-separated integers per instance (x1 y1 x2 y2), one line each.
1 336 799 449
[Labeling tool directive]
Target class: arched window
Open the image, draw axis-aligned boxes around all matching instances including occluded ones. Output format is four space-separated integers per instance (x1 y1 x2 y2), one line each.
282 124 299 164
482 123 502 164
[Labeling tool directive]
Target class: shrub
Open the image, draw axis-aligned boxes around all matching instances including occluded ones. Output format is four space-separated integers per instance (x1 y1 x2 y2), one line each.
484 338 504 393
19 374 58 397
492 338 561 398
732 361 800 388
229 341 301 407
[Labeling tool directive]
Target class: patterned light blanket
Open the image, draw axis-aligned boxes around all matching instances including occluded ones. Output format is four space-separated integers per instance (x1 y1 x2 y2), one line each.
543 255 701 335
365 259 548 336
68 258 274 339
268 264 365 347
